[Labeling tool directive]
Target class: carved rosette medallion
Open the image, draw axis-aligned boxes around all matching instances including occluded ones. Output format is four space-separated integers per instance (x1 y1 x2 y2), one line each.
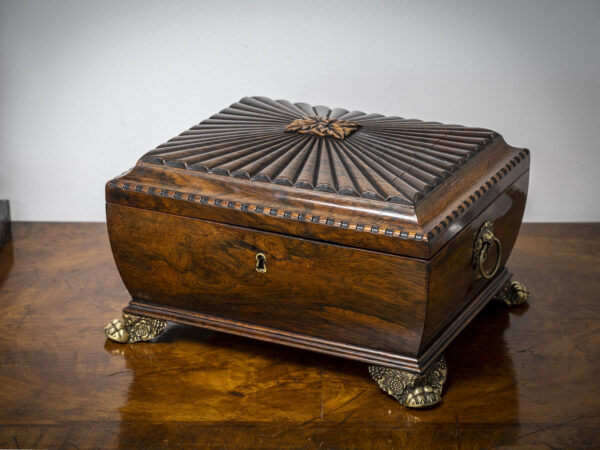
285 116 360 140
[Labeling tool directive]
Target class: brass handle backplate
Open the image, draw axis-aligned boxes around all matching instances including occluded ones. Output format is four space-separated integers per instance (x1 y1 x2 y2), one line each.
255 253 267 273
472 221 501 279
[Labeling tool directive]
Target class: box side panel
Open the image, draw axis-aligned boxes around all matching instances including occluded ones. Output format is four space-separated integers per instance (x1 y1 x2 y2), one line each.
421 171 529 351
106 203 428 358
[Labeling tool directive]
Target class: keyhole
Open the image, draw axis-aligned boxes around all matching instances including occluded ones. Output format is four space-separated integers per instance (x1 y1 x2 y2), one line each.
255 253 267 273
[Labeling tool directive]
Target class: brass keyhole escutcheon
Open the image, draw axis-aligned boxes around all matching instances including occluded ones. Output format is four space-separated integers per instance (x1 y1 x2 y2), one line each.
255 253 267 273
472 221 502 279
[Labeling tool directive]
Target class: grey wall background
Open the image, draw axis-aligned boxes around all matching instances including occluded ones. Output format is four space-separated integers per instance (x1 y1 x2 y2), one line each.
1 0 599 222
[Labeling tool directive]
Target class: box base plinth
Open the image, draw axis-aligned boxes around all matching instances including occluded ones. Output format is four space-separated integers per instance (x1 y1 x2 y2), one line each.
103 269 529 409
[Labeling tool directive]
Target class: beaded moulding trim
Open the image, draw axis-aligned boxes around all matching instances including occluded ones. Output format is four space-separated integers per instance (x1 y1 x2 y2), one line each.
108 179 426 242
426 149 529 240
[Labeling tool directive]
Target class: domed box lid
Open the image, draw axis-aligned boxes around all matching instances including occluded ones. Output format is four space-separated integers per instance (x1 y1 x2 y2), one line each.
107 97 529 258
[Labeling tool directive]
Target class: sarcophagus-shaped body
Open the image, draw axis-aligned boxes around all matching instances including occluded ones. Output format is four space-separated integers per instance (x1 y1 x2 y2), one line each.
105 97 530 408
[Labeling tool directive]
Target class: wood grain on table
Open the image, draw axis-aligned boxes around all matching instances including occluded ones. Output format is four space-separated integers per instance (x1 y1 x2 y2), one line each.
0 223 599 448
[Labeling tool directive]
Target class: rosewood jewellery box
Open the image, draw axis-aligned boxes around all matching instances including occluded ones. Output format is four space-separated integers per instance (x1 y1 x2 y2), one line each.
104 96 530 408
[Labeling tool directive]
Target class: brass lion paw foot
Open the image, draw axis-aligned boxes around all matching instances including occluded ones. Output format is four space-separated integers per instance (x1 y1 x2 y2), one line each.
368 355 447 409
104 313 167 343
494 280 530 306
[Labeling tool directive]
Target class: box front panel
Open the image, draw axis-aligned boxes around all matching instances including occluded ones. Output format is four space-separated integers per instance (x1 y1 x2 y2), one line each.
106 203 428 356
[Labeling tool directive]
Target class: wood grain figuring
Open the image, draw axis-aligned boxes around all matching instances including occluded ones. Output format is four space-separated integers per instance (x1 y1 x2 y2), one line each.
107 203 428 357
1 222 599 448
140 97 498 206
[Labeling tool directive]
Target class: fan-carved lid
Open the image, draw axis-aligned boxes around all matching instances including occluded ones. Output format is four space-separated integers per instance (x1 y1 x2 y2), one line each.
111 96 530 257
141 96 498 206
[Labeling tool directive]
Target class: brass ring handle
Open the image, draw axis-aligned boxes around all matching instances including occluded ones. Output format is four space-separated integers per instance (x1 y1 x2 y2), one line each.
478 236 501 279
473 221 502 279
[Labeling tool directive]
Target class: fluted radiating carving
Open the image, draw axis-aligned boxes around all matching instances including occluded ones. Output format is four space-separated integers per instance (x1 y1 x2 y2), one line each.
141 97 497 205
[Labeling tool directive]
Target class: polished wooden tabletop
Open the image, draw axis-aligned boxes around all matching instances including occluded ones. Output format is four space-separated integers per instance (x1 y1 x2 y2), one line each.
0 222 599 449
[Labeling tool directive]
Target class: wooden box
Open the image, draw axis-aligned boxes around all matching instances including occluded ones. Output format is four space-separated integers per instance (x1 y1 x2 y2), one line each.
104 97 530 408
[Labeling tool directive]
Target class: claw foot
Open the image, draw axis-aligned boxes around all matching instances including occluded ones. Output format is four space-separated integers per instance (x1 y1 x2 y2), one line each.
494 280 529 306
104 313 167 343
404 385 441 408
369 355 447 409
